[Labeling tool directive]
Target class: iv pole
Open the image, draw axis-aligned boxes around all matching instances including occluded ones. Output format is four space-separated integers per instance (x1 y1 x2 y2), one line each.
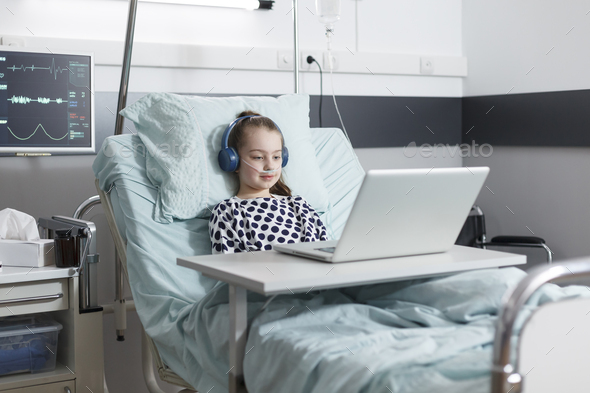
293 0 300 93
114 0 138 136
114 1 299 127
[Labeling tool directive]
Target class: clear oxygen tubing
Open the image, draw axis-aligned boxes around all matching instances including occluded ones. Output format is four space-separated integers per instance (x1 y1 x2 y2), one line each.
326 28 351 144
242 156 334 237
240 159 280 174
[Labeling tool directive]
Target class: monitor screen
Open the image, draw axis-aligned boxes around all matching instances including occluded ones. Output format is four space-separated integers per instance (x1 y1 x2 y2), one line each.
0 47 95 154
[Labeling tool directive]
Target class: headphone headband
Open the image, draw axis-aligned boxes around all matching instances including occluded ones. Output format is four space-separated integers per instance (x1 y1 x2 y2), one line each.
218 115 289 172
220 116 258 153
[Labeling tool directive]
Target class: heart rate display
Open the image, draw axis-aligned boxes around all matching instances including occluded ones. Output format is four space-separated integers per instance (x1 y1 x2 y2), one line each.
0 48 94 154
8 95 68 104
6 57 69 81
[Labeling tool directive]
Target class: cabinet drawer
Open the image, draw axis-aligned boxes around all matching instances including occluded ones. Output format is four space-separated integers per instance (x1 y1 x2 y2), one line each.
5 380 75 392
0 279 69 317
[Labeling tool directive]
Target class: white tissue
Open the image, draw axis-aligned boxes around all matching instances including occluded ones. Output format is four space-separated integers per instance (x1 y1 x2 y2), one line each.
0 208 40 241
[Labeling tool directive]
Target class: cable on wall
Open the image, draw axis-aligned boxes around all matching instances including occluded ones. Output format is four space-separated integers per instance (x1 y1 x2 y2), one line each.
307 56 323 127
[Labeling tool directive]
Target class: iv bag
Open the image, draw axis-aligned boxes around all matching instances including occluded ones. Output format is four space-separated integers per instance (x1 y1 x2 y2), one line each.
315 0 341 27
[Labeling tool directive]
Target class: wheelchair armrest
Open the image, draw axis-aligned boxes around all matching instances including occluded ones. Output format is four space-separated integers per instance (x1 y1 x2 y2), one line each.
482 237 553 263
490 236 546 245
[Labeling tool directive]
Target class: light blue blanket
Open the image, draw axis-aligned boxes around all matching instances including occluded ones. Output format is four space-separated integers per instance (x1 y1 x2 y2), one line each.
194 267 587 393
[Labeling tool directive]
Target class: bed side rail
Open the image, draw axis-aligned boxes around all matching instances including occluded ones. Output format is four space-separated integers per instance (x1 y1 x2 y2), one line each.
492 259 590 393
95 179 128 276
93 180 197 392
95 178 129 342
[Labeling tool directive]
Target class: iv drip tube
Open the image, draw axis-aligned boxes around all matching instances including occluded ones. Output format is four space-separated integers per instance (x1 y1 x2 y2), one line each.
325 28 350 143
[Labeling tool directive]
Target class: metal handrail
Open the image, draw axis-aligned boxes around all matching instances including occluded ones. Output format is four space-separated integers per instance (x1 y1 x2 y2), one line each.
491 259 590 393
73 195 101 219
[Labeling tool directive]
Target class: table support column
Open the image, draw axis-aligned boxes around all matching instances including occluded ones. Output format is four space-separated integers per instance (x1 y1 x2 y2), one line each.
229 284 247 393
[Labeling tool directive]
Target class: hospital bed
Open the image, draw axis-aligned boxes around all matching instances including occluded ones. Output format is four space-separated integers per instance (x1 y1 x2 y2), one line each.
91 92 590 393
89 3 590 392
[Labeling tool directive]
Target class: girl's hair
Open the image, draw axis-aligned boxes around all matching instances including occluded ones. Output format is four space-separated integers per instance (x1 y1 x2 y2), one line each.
229 110 292 197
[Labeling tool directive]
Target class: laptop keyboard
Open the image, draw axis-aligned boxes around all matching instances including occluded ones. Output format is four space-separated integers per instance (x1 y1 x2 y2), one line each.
315 247 336 253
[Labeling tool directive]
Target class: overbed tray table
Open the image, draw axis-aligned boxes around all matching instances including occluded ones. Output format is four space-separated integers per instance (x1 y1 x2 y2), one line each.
178 245 525 393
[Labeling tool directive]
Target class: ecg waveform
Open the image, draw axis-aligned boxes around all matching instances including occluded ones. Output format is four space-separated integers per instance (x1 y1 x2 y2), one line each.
6 58 69 80
7 95 68 104
6 124 69 141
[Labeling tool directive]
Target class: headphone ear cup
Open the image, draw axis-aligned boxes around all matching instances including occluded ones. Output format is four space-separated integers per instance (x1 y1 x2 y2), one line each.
218 147 239 172
282 146 289 168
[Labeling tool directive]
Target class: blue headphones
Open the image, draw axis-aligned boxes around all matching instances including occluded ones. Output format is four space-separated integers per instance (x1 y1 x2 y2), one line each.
218 115 289 172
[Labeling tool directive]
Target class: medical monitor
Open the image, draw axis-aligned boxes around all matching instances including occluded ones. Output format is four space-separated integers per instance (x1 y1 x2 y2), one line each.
0 47 95 154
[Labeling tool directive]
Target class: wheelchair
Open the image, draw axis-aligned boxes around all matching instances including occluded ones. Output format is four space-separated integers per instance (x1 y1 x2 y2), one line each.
456 205 553 264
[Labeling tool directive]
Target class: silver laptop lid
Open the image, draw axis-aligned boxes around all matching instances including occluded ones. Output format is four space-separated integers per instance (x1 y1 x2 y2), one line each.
331 167 489 262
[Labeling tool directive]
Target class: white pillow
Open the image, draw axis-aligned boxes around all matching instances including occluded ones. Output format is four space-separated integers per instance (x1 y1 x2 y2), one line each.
120 93 330 223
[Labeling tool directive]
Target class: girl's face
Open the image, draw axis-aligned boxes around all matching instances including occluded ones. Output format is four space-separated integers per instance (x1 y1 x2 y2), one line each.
236 126 283 198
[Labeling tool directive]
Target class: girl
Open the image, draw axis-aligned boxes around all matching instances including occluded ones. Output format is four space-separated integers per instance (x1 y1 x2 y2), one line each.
209 110 328 254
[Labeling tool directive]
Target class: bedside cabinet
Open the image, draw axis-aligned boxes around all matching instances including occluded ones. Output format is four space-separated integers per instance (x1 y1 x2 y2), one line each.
0 266 104 393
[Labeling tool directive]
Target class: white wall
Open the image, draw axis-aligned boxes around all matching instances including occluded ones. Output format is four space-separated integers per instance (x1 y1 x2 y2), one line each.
463 0 590 264
1 0 464 97
0 1 464 393
463 0 590 96
356 145 462 171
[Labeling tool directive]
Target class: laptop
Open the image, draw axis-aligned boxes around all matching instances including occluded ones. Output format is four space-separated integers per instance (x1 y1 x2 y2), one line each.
274 167 490 263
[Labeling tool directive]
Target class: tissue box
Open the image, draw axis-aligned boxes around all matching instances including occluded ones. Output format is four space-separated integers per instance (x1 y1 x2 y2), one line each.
0 239 55 267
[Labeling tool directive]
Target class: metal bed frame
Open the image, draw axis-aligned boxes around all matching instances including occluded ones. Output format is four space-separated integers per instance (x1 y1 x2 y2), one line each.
89 1 590 392
492 260 590 393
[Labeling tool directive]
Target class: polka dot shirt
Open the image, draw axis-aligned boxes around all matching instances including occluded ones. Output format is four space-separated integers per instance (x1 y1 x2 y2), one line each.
209 195 328 254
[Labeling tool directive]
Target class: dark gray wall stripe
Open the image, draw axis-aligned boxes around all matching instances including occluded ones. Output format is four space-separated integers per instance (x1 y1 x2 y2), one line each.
462 90 590 147
309 95 462 148
8 89 589 156
93 93 463 153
